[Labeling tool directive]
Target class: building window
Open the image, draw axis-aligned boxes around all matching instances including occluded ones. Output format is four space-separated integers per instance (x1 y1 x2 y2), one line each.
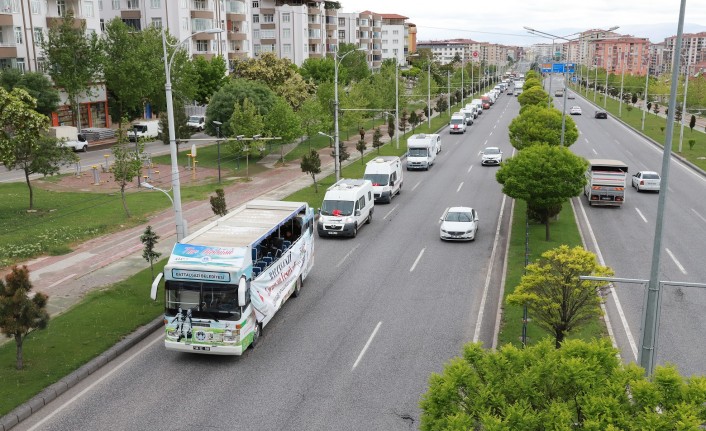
263 14 273 23
150 0 160 8
181 0 187 7
282 28 290 39
261 29 274 39
338 17 345 26
112 0 119 9
196 40 208 52
338 30 345 39
84 1 94 17
252 0 258 7
126 0 139 9
98 0 102 11
30 0 40 13
33 27 43 43
16 58 25 72
14 27 22 44
254 44 260 55
253 29 259 39
283 43 291 54
253 14 259 23
382 30 387 35
181 17 189 30
152 17 162 28
392 39 398 44
192 0 207 10
393 29 398 35
57 0 66 15
99 18 105 31
36 57 47 73
282 13 290 23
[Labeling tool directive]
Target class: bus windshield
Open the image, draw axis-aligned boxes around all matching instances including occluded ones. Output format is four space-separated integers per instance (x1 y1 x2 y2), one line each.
321 200 354 216
165 280 240 320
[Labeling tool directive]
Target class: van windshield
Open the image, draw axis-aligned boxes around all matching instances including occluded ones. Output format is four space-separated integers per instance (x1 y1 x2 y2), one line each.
408 148 429 157
188 116 202 123
450 118 464 125
133 125 147 132
364 173 389 186
321 200 354 216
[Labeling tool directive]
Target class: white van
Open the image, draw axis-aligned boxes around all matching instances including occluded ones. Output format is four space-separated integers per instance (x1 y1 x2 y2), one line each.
131 120 160 141
364 156 403 203
465 103 479 119
50 126 89 152
186 115 206 131
318 179 374 238
407 133 440 170
459 107 475 126
470 99 483 116
449 113 466 134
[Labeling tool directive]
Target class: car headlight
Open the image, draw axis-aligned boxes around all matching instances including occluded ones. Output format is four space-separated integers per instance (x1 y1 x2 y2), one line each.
345 217 354 224
440 229 448 234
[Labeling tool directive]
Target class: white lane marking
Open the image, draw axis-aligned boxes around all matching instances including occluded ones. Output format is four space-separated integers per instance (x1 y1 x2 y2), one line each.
473 193 507 343
592 148 598 155
411 180 422 192
352 321 382 370
483 140 488 146
635 208 648 223
576 197 638 360
691 208 706 224
336 243 361 268
457 182 464 193
410 248 425 272
614 139 620 145
665 248 687 275
585 138 590 144
467 164 473 173
493 124 497 129
625 149 634 159
28 334 163 431
48 273 77 289
383 204 399 220
489 131 493 136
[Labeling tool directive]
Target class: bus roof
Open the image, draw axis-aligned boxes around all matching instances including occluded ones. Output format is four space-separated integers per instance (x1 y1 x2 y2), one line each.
183 200 307 248
588 159 628 168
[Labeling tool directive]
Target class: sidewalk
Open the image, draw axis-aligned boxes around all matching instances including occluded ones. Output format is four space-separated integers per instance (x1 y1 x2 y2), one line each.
13 126 399 318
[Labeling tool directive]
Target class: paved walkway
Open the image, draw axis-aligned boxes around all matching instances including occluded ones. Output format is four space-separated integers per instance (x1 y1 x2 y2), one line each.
10 125 402 318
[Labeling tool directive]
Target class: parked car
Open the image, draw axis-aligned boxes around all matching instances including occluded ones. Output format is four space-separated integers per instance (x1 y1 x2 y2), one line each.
555 90 564 97
481 147 503 166
567 92 576 99
440 207 479 241
632 171 661 192
569 106 582 115
594 109 608 119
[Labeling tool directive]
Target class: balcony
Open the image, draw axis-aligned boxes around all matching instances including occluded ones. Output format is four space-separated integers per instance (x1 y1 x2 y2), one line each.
227 31 247 41
191 9 214 20
0 13 12 26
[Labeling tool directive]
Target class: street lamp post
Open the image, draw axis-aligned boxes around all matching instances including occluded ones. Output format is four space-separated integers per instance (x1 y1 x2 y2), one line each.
427 61 431 128
142 181 174 205
334 48 366 182
133 127 141 187
641 56 651 131
212 120 222 183
619 51 627 117
162 26 222 242
678 57 691 152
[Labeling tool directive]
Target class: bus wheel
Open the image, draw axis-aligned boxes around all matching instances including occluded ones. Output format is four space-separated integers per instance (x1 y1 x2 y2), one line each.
252 322 262 348
293 276 302 298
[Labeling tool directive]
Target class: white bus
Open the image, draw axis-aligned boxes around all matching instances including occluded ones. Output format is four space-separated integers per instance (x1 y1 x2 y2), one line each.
150 200 315 355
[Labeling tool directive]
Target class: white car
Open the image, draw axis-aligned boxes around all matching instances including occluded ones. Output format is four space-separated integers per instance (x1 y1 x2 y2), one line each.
481 147 503 166
632 171 661 192
569 106 582 115
440 207 479 241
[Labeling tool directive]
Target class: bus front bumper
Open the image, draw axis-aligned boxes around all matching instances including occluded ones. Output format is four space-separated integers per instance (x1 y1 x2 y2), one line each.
165 340 245 355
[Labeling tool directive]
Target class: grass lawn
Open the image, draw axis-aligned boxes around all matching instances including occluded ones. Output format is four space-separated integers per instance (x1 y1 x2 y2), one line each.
571 85 706 171
0 260 166 416
496 200 607 348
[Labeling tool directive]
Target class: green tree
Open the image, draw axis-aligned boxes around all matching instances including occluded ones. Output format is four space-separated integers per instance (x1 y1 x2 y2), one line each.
647 101 652 112
409 110 419 131
158 100 193 145
264 97 303 161
229 98 265 162
300 149 321 193
435 97 448 114
140 225 162 280
400 109 408 132
517 86 550 112
205 79 277 136
209 189 228 217
0 88 77 210
631 93 638 105
42 9 103 129
508 105 579 149
387 114 395 141
419 338 706 430
356 138 367 164
689 114 696 132
300 57 335 84
0 68 60 117
522 77 542 90
298 96 326 150
675 106 683 124
653 102 660 114
110 125 144 218
496 144 587 240
507 245 614 347
0 265 49 370
372 128 383 154
193 55 227 104
332 140 349 164
337 43 370 84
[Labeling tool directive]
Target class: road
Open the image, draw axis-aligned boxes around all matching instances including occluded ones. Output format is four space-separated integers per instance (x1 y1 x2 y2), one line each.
547 74 706 376
0 132 214 184
15 94 519 430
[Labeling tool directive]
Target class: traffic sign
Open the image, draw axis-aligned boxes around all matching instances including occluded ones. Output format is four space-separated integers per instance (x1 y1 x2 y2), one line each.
541 63 551 73
572 76 577 82
550 63 575 73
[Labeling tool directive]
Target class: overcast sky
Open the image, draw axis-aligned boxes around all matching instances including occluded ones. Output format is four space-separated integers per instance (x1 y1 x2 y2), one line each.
340 1 706 46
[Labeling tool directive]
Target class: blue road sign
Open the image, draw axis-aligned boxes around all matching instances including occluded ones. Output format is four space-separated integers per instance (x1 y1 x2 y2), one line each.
551 63 575 73
572 76 577 82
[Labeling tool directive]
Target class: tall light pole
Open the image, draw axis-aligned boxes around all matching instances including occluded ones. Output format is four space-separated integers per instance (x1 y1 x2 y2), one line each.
162 26 223 242
461 50 465 106
334 48 365 182
618 51 627 117
212 120 222 184
427 61 431 128
678 56 691 152
641 55 651 131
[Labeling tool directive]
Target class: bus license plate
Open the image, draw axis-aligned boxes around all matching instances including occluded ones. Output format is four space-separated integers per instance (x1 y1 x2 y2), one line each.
193 346 210 351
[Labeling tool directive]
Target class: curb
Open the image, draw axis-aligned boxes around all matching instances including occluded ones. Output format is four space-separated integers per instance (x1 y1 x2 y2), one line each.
0 317 164 431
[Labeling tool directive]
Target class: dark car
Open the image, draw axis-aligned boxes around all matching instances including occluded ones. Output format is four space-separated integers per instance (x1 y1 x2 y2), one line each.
594 110 608 119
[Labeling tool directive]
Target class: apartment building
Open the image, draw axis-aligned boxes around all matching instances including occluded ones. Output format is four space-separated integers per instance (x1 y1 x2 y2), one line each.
593 35 650 76
379 13 406 65
664 32 706 76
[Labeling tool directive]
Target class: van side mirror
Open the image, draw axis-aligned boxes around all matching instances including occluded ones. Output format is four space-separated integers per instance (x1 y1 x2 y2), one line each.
390 180 395 186
238 277 248 306
150 273 163 301
355 210 361 216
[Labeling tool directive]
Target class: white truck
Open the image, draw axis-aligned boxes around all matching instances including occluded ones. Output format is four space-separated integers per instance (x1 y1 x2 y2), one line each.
150 199 316 355
50 126 89 152
584 159 628 206
130 120 160 141
364 156 403 203
317 179 374 238
406 133 439 170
